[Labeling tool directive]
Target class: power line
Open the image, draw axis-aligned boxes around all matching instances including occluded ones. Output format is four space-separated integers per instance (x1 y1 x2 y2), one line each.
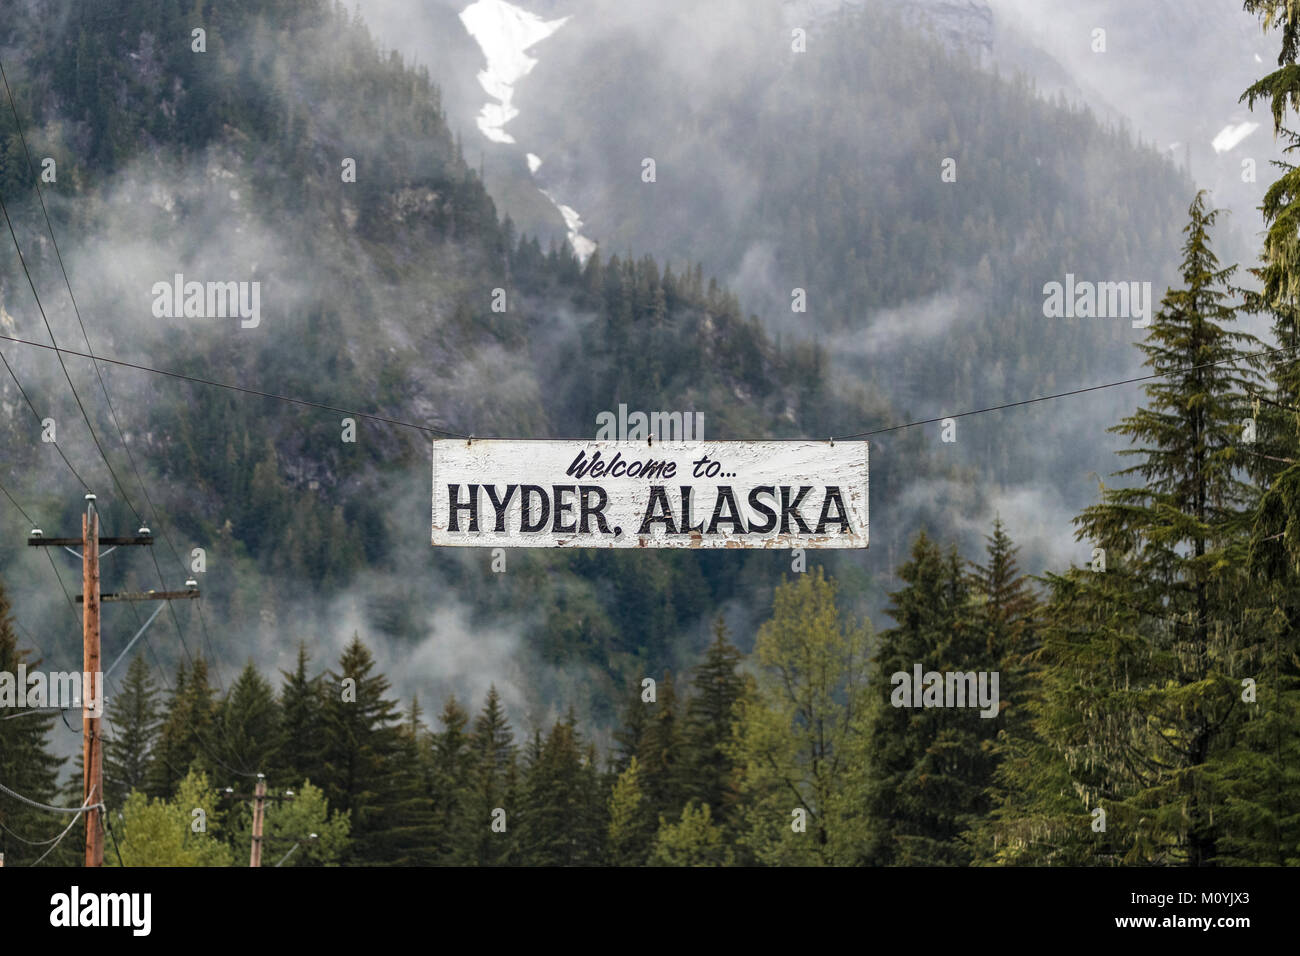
30 788 95 865
0 188 142 521
0 332 468 437
0 350 92 491
3 335 1292 447
0 779 101 814
0 816 69 846
0 58 212 591
0 474 79 644
0 471 35 525
833 343 1296 440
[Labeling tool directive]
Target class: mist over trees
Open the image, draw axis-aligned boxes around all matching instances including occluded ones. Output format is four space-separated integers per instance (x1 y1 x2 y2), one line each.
1 0 1298 867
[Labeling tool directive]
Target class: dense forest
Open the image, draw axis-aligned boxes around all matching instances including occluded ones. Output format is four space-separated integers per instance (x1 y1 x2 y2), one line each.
2 0 1300 866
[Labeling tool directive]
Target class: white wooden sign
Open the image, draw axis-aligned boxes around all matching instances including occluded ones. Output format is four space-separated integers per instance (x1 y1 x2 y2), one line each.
431 440 867 549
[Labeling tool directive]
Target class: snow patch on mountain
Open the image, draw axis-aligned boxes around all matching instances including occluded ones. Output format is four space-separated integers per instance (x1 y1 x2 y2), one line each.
459 0 596 262
1211 121 1258 154
459 0 569 144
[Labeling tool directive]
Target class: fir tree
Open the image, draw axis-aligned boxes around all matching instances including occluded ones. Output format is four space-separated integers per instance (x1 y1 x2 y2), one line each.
148 656 217 797
318 634 420 864
103 654 160 811
518 710 604 865
466 686 516 865
862 533 994 866
682 616 745 829
1032 192 1266 865
215 661 283 778
279 642 324 785
430 695 474 864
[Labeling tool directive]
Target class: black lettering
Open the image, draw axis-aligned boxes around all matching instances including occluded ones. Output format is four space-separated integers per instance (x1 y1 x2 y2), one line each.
780 485 814 534
639 486 678 534
448 483 479 532
520 485 550 532
815 486 851 534
707 486 746 535
679 486 705 533
747 486 777 534
483 484 518 532
552 485 577 533
565 451 591 479
579 486 612 534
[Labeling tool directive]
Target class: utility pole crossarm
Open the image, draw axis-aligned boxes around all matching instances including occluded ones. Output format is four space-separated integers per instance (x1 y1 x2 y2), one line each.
28 535 154 547
76 588 198 603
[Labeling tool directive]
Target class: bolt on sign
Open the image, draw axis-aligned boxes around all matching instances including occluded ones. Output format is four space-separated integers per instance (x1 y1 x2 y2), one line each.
431 440 868 549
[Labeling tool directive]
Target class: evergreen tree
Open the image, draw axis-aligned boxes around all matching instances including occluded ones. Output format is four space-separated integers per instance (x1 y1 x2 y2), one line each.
103 654 160 812
606 755 656 865
0 577 67 866
1232 9 1300 863
148 656 217 797
318 634 421 864
1029 192 1266 865
862 532 995 866
682 616 745 829
279 642 325 785
429 695 474 864
465 686 516 865
517 710 604 865
215 661 283 778
636 670 687 826
964 519 1042 862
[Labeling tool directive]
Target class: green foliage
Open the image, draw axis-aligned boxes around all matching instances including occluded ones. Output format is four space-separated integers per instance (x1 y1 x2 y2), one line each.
230 780 351 867
104 654 161 812
649 801 733 867
862 532 1000 866
1003 194 1278 865
110 770 232 867
0 577 67 866
729 568 871 865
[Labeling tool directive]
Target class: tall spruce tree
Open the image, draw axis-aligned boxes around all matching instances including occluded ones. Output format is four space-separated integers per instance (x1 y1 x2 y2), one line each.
682 617 745 829
279 642 324 785
635 670 688 827
862 532 995 865
517 710 604 865
104 654 161 811
1031 192 1265 865
318 634 421 864
214 661 283 778
465 686 517 865
148 656 217 797
430 695 474 864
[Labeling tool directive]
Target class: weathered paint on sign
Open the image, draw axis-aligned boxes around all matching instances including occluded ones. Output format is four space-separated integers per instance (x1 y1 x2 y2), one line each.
431 440 868 549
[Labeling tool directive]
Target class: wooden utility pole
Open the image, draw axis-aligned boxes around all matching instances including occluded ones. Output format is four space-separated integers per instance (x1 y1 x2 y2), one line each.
27 494 199 867
220 781 294 867
82 504 101 868
250 775 267 868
